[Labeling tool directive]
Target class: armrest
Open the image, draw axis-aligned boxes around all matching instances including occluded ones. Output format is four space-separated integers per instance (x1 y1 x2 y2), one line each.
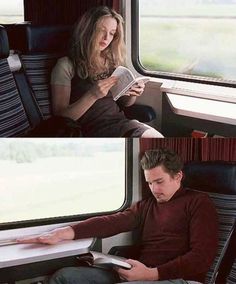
108 245 140 260
123 104 156 123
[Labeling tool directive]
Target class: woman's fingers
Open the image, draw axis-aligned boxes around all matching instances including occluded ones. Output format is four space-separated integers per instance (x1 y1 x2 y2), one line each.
92 76 118 99
126 81 145 97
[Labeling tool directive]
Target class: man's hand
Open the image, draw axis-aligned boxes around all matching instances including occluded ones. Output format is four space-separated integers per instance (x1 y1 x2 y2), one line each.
16 226 75 245
116 259 159 281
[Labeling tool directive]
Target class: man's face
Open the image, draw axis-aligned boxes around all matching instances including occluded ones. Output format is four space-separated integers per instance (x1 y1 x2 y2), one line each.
144 165 183 203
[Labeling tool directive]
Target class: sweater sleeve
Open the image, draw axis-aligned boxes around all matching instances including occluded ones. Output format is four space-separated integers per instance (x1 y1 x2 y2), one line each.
158 194 218 281
71 201 144 239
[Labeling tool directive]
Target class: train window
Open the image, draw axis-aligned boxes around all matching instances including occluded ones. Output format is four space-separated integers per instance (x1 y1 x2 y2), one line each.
0 138 128 227
0 0 24 24
135 0 236 86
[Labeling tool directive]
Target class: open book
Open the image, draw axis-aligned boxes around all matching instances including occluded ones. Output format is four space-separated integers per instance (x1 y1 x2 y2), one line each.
76 251 132 269
110 66 150 101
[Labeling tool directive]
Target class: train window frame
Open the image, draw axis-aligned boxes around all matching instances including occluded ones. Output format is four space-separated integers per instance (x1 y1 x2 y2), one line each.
130 0 236 92
0 139 133 231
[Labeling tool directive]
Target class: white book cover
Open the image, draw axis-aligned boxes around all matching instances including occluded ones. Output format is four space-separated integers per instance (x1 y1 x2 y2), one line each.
110 66 150 101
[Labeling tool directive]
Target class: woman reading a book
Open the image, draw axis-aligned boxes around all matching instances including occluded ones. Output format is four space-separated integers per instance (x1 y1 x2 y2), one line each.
51 6 163 137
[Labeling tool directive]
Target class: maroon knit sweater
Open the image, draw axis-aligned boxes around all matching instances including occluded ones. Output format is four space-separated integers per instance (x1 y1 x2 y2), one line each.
72 187 218 282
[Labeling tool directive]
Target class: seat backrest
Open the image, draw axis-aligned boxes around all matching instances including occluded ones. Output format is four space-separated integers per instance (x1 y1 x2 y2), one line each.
183 161 236 284
0 25 31 137
6 24 72 119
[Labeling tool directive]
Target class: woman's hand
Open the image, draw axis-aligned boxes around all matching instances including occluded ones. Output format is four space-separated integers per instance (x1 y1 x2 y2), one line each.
125 80 145 97
116 259 159 281
116 80 145 107
90 76 118 100
16 226 75 245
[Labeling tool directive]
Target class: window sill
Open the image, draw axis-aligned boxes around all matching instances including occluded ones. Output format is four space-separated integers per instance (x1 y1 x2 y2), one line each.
160 80 236 104
165 93 236 125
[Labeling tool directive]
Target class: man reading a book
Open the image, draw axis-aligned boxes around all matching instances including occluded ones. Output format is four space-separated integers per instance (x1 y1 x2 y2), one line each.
17 148 218 284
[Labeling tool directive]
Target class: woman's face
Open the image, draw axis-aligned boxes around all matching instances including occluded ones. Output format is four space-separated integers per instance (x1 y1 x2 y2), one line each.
96 16 118 51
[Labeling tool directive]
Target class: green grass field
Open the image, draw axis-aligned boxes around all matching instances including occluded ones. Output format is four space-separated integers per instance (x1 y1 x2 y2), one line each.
139 2 236 81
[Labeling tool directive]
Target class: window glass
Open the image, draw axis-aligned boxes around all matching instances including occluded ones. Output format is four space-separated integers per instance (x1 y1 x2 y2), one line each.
0 0 24 24
0 138 126 225
139 0 236 82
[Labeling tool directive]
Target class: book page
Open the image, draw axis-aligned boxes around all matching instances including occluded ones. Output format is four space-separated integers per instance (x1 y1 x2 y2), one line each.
90 251 131 269
110 66 150 101
110 66 136 101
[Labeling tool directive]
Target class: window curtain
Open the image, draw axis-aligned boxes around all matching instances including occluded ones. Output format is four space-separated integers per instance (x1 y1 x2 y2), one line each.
139 138 236 162
24 0 120 25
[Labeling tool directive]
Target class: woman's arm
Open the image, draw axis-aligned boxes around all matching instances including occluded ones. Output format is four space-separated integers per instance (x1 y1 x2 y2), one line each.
52 84 97 120
52 76 118 121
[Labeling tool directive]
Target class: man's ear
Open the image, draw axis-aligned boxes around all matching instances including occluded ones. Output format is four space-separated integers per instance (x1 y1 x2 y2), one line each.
175 171 183 181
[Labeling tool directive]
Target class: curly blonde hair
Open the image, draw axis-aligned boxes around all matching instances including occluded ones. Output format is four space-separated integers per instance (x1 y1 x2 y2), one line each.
69 6 126 79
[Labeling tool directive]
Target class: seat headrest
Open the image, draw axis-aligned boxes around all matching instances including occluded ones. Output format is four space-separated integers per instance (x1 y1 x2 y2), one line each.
0 25 10 59
183 161 236 195
6 24 72 53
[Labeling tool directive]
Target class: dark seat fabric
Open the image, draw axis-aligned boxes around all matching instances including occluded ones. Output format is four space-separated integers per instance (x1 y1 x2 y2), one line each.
6 24 71 54
21 52 62 118
123 104 156 123
227 261 236 284
183 161 236 284
183 161 236 195
0 25 9 59
8 24 72 119
1 25 77 137
0 25 31 137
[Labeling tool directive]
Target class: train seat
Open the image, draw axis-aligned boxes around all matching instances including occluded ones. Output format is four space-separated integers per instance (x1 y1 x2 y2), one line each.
0 25 32 137
6 24 72 119
183 161 236 284
6 24 156 125
109 161 236 284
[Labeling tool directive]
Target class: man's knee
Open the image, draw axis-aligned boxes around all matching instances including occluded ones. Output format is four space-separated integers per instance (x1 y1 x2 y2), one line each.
49 267 88 284
49 266 119 284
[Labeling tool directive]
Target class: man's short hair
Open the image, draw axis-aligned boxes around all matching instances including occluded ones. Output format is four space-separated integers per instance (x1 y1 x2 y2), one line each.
140 148 183 176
